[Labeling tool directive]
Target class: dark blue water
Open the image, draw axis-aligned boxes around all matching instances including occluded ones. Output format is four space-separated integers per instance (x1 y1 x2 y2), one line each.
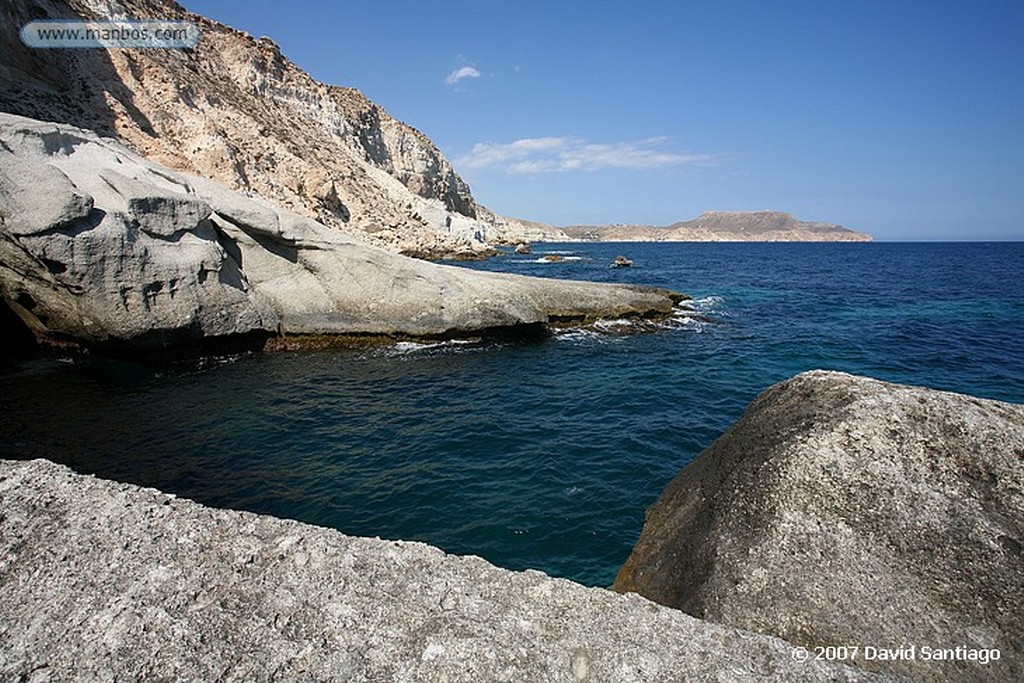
2 242 1022 586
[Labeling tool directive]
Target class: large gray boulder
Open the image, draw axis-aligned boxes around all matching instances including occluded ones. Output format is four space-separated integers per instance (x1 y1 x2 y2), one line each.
615 371 1024 682
0 113 680 352
0 458 898 682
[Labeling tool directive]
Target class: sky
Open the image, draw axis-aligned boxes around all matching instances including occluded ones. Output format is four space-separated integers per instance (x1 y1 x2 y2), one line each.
180 0 1024 240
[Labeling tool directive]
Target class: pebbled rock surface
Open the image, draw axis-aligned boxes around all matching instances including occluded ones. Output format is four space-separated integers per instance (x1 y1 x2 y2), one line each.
615 371 1024 682
0 458 900 683
0 0 566 258
0 113 679 351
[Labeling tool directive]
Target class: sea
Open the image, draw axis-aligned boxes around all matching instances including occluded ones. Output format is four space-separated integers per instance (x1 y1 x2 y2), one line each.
2 242 1022 587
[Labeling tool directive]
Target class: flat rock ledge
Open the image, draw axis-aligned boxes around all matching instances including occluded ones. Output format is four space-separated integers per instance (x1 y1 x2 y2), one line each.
0 113 680 355
0 459 895 683
615 371 1024 683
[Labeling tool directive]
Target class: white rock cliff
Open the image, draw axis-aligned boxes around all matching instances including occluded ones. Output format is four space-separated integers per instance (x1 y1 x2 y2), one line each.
0 0 566 258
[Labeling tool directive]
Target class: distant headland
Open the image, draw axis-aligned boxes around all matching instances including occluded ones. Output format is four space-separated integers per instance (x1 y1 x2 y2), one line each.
560 210 872 242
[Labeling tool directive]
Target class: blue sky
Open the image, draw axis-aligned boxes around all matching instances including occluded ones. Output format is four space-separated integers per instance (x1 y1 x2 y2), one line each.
181 1 1023 240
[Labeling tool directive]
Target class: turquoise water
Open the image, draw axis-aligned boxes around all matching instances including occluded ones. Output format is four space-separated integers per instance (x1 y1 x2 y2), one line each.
2 242 1022 586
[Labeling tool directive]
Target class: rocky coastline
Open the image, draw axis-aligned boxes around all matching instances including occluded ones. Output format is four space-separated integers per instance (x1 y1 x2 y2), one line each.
0 0 680 356
0 113 682 354
0 1 1018 681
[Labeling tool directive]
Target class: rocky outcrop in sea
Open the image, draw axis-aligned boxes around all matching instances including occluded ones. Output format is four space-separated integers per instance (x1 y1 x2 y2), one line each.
0 457 898 682
615 371 1023 682
0 0 566 259
0 113 680 352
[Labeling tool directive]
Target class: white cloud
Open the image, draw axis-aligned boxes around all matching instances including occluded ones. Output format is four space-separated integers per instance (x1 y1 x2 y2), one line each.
456 136 718 173
458 137 567 169
445 66 481 85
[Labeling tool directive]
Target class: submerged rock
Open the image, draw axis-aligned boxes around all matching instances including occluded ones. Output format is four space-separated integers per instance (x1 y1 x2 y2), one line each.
0 458 898 682
0 114 681 352
615 371 1024 682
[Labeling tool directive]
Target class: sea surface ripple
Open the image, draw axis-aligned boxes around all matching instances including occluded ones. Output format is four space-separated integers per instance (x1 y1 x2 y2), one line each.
2 242 1021 586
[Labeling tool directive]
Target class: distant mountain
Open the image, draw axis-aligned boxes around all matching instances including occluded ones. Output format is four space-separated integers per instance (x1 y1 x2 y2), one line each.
561 211 872 242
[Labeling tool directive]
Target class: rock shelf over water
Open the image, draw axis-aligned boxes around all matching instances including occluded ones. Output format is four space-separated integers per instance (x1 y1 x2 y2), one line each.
0 458 894 683
0 114 681 353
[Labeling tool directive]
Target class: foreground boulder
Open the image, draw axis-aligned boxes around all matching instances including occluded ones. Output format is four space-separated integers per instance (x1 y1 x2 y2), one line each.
615 371 1024 682
0 459 895 682
0 114 680 352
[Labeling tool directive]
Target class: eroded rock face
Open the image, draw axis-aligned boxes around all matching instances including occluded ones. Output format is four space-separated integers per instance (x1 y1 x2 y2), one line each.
0 458 900 682
0 0 566 256
0 117 275 349
0 114 679 351
614 371 1024 682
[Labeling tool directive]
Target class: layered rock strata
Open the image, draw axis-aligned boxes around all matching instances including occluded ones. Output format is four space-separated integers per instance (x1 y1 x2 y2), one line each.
0 0 567 258
0 114 680 352
615 371 1023 682
0 458 900 682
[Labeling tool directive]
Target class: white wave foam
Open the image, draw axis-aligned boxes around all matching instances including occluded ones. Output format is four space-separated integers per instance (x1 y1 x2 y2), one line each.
553 302 721 342
689 295 726 311
387 339 479 355
393 341 436 352
532 256 584 263
593 318 634 330
661 315 712 332
553 328 606 343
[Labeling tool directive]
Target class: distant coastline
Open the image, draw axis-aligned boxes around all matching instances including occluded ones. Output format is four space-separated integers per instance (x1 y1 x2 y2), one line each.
558 210 872 242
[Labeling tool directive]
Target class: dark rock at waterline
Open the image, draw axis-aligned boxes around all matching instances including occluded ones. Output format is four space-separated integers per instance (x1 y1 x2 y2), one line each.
0 458 898 682
614 370 1024 682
